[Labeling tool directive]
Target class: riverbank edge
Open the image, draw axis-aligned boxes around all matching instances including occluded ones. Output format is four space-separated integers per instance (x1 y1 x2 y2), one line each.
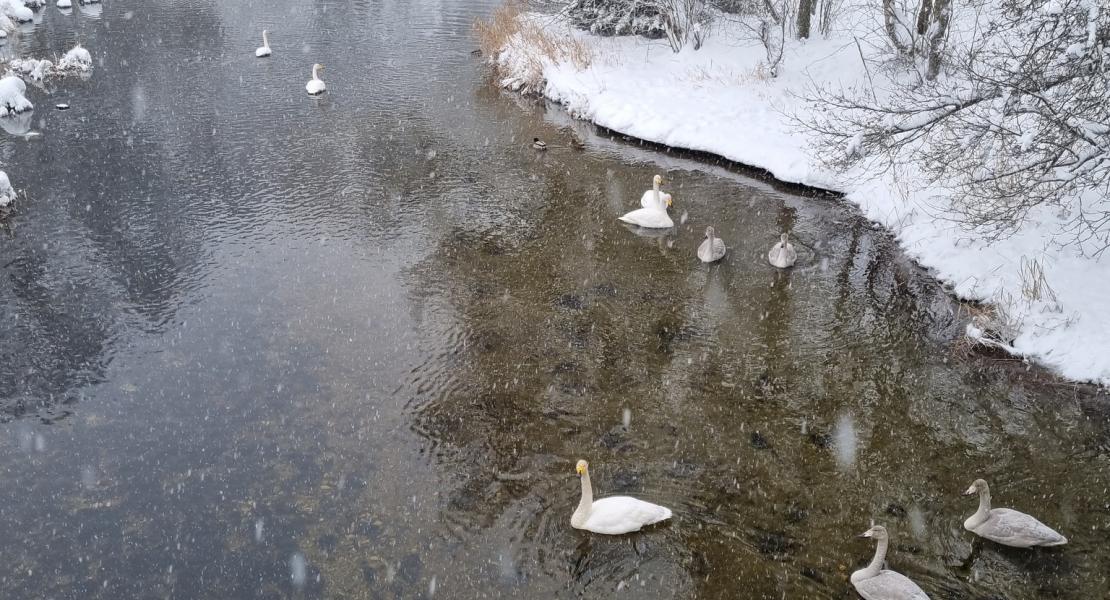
479 11 1110 388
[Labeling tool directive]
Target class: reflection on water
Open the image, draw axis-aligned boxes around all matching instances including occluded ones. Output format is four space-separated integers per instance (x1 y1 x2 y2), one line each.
832 412 858 471
0 0 1108 599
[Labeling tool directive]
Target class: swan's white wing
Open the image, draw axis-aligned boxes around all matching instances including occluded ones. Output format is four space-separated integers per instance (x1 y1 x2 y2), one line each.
767 243 795 268
639 190 672 209
618 207 673 229
697 238 726 262
976 508 1067 547
581 496 672 535
306 80 326 95
853 570 931 600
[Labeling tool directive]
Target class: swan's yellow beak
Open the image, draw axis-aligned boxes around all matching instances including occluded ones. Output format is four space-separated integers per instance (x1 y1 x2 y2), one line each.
666 197 673 207
575 460 587 475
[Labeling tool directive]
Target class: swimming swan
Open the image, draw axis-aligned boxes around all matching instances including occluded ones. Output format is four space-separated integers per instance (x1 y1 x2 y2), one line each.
963 479 1067 547
306 63 326 95
767 232 797 268
571 460 672 535
639 174 673 209
851 525 930 600
697 226 726 263
256 30 272 57
619 175 673 229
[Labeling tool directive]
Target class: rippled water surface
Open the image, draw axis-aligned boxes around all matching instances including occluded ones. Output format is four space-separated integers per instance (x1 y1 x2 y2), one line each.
1 1 1108 598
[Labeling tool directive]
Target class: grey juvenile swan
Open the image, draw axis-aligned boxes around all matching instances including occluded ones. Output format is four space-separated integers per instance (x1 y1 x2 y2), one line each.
697 226 726 263
963 479 1067 547
767 232 797 268
851 525 930 600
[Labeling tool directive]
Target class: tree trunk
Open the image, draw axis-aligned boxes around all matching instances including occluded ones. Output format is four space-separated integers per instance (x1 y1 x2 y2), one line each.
882 0 912 55
797 0 814 39
915 0 934 36
924 0 951 80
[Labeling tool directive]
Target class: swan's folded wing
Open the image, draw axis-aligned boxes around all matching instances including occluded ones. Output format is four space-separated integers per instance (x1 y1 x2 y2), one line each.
853 571 931 600
618 207 673 229
584 496 672 535
983 509 1067 546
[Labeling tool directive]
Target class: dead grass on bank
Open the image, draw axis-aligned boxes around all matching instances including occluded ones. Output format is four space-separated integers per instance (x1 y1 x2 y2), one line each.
475 1 593 92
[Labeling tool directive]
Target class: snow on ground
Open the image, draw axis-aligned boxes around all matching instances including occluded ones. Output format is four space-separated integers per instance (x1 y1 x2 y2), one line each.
492 10 1110 385
0 74 32 115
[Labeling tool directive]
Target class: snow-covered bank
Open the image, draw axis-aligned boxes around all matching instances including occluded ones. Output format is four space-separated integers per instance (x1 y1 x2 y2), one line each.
488 9 1110 385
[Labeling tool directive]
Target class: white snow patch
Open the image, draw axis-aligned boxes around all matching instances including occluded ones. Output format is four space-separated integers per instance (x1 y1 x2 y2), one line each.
0 75 32 116
0 170 14 208
0 0 32 22
57 0 71 8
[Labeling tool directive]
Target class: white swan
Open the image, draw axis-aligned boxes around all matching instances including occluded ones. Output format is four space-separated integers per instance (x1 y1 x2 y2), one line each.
256 30 272 57
306 63 326 95
851 525 930 600
963 479 1067 547
697 226 726 263
639 174 672 208
767 232 797 268
571 460 672 535
619 176 673 229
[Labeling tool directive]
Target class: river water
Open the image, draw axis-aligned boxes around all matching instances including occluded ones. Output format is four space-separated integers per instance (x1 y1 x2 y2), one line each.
0 1 1107 598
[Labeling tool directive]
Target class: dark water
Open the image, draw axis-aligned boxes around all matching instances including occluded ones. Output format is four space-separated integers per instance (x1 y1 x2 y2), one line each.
1 1 1108 598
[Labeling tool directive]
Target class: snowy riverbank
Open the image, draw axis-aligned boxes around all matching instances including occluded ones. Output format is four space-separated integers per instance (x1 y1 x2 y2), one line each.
487 7 1110 385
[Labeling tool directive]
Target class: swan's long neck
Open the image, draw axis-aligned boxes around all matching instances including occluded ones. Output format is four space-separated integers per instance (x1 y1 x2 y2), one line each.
578 471 593 514
862 537 888 578
973 488 992 523
312 65 320 81
262 30 270 48
652 180 661 209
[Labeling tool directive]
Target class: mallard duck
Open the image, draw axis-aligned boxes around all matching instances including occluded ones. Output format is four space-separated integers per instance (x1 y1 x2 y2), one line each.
963 479 1067 547
767 232 797 268
697 226 726 263
570 135 586 150
306 63 326 95
571 460 672 535
532 137 547 151
256 30 272 57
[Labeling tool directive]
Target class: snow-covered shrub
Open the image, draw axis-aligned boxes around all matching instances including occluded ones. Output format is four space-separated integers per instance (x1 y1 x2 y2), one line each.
0 75 32 116
58 44 92 72
9 58 53 80
0 170 14 209
22 0 46 9
564 0 669 38
564 0 716 50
